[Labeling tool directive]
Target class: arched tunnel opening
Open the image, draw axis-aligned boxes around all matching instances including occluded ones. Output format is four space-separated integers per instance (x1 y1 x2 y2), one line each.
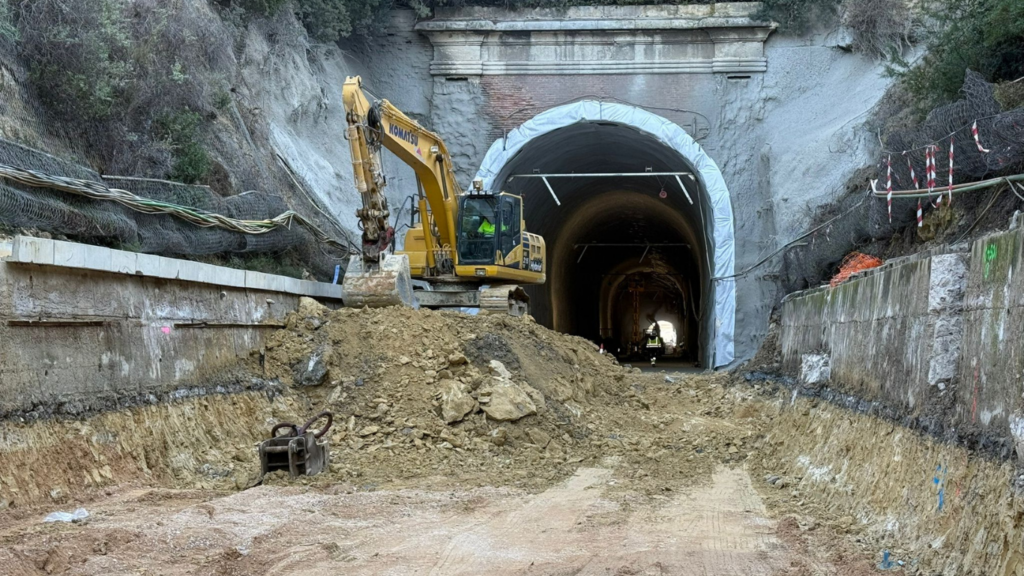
491 121 715 367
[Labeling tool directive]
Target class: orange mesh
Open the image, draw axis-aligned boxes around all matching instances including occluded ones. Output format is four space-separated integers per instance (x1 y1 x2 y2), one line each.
829 252 884 287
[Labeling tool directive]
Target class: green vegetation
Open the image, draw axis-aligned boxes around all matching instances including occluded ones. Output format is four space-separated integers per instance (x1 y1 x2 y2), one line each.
225 253 308 279
232 0 289 16
20 0 134 124
294 0 394 42
158 111 212 185
213 90 233 111
890 0 1024 112
228 0 724 42
13 0 232 184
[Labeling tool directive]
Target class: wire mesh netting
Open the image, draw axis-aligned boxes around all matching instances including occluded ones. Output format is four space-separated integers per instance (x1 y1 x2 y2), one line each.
0 137 349 280
882 71 1024 190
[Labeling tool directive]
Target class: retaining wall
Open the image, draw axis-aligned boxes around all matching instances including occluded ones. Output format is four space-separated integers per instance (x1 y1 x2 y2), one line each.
781 218 1024 451
0 236 343 417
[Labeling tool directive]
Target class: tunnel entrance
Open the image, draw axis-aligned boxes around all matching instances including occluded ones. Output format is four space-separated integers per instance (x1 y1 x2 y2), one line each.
476 103 734 368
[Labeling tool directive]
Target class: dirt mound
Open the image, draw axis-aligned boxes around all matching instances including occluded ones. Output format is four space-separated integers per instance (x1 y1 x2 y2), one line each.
253 301 761 493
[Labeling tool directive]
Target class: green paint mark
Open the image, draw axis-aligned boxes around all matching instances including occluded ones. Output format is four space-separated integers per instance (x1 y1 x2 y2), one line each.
984 243 998 279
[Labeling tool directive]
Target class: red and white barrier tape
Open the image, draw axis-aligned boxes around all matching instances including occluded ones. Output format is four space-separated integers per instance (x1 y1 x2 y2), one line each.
926 146 937 207
972 121 990 153
947 137 954 206
905 153 922 227
886 154 892 223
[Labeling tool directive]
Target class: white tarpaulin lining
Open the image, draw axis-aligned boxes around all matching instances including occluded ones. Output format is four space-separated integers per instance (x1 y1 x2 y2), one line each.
475 101 736 367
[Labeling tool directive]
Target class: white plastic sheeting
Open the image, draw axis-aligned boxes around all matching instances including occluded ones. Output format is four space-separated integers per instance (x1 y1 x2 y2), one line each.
475 101 736 367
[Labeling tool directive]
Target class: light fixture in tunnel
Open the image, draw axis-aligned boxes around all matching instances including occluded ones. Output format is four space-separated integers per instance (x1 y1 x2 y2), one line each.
574 243 691 264
509 172 695 205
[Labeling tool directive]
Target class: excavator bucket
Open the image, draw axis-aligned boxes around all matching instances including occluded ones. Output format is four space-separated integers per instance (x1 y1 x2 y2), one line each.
342 254 416 309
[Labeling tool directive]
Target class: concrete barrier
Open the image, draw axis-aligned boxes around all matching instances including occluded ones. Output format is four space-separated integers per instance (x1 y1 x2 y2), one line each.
0 237 344 418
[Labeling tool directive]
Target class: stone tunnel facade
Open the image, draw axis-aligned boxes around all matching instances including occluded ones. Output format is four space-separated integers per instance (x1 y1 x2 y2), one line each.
361 4 894 366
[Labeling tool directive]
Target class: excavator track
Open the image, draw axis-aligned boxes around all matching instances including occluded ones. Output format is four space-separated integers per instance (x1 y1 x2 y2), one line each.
480 286 530 317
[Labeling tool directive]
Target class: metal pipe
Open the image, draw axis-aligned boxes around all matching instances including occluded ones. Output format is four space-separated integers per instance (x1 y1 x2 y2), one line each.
511 172 693 179
573 243 690 248
674 174 694 205
541 176 561 206
870 173 1024 198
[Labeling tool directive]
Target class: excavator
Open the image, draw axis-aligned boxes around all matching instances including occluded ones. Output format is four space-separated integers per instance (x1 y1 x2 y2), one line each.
341 76 546 315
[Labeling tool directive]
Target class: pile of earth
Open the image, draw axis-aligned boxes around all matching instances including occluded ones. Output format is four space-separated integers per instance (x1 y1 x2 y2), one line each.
251 300 769 494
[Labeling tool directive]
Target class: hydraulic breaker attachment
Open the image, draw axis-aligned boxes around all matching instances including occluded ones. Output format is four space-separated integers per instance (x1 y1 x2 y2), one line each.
259 412 333 479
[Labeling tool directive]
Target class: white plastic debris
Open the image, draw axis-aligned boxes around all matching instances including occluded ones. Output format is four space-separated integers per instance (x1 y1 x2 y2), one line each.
44 508 89 523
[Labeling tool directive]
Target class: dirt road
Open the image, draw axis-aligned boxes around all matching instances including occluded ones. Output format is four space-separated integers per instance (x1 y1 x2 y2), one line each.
2 461 870 575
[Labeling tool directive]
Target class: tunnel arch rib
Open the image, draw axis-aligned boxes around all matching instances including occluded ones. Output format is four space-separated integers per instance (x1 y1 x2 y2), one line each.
475 101 736 367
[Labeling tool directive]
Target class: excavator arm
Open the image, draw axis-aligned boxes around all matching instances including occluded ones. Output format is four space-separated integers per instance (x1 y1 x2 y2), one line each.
343 76 461 270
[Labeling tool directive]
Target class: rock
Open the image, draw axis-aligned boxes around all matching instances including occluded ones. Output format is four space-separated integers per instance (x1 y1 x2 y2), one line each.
520 382 546 411
800 353 830 385
488 428 508 446
438 369 453 379
358 426 380 437
327 386 343 405
297 297 327 319
292 343 331 387
488 360 513 379
664 375 676 384
439 429 464 448
448 352 468 366
527 428 551 448
478 377 537 422
439 379 477 424
398 356 412 365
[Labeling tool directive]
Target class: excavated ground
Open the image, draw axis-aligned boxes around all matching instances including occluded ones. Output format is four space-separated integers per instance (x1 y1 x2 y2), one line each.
0 303 1020 574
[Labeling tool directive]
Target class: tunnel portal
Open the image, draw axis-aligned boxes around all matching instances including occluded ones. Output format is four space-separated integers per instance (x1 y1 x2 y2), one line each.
489 121 715 367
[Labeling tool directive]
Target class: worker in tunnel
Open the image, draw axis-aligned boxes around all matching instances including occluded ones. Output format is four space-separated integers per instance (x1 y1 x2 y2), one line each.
644 322 665 367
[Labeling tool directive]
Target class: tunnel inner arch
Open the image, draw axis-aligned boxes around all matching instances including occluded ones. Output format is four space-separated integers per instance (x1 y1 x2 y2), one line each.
475 102 735 368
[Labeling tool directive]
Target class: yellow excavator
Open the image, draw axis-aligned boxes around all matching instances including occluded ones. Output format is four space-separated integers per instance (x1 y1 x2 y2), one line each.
341 76 546 315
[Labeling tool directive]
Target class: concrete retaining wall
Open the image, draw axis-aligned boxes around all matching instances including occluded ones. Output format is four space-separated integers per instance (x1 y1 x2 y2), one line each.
957 224 1024 445
780 220 1024 452
781 250 968 415
0 237 343 417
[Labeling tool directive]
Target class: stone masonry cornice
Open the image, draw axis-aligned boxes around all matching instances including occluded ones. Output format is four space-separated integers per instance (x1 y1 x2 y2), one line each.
415 3 775 76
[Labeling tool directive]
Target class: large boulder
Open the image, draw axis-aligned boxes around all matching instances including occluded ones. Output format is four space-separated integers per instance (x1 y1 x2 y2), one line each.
439 379 477 424
292 343 331 387
477 377 537 422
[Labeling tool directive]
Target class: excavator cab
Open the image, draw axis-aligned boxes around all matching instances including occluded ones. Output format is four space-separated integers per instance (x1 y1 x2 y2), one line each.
456 192 521 266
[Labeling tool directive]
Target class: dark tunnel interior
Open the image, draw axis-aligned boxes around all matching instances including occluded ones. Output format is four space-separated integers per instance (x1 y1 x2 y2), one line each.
492 122 714 366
